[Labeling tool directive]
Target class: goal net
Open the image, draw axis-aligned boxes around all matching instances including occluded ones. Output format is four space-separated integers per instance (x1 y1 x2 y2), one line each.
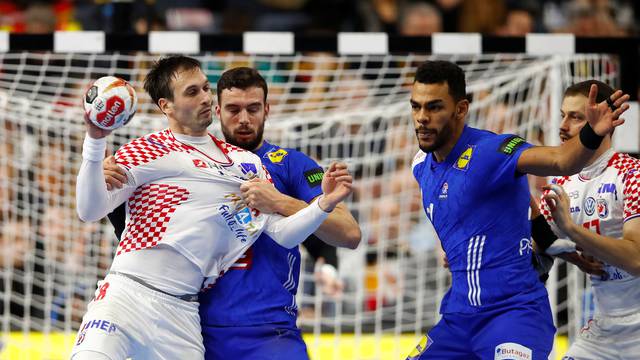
0 51 618 359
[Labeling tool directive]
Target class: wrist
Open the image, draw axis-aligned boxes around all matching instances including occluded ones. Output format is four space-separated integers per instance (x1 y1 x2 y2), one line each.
317 195 335 213
579 123 604 150
82 134 107 162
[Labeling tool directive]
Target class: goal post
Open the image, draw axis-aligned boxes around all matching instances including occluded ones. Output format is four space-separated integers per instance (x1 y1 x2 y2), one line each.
0 32 638 359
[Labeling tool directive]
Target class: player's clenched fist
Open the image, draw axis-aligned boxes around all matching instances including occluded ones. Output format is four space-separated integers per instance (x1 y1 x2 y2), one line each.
240 178 282 214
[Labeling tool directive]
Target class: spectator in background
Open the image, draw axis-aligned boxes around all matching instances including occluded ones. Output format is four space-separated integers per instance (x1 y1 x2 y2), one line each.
495 1 540 36
398 2 442 36
23 2 56 34
564 0 627 36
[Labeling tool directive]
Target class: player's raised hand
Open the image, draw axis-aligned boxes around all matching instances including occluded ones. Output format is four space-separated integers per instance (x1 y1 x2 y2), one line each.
585 84 630 136
83 111 112 139
103 155 127 190
542 184 574 233
319 162 353 212
240 178 282 214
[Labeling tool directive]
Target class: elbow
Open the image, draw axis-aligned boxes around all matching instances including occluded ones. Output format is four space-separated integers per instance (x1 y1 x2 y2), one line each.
344 227 362 250
76 207 100 223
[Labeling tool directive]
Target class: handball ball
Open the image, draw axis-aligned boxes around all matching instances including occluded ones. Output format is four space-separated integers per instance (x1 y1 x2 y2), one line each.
84 76 137 130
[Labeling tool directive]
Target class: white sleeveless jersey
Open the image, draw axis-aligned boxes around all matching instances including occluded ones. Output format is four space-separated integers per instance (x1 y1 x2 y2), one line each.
540 150 640 316
113 129 272 289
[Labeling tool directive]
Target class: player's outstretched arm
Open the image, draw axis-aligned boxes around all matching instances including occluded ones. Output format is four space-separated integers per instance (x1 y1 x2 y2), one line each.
76 116 135 222
517 84 630 176
261 163 355 249
241 162 361 249
543 184 640 276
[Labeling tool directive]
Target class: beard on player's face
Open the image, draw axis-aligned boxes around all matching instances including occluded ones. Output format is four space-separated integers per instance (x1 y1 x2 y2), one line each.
416 112 455 153
221 120 265 151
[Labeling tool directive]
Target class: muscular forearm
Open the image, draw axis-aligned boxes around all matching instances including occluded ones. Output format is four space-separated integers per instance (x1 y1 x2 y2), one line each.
522 138 594 177
275 196 360 249
565 223 640 276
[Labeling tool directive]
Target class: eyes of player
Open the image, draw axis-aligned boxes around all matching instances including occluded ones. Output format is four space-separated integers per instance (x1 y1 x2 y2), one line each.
560 112 585 123
427 103 443 112
185 84 211 97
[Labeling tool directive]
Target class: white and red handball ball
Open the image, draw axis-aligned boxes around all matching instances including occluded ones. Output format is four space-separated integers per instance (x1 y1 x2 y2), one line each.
83 76 138 130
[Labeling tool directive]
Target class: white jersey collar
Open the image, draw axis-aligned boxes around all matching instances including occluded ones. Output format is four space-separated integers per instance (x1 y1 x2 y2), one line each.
578 148 615 181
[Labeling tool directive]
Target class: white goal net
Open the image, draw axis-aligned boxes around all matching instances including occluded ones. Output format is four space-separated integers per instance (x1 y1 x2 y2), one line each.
0 51 618 359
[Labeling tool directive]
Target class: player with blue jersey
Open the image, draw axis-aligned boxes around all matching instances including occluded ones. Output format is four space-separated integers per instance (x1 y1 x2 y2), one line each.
103 67 360 359
200 67 359 359
406 61 630 359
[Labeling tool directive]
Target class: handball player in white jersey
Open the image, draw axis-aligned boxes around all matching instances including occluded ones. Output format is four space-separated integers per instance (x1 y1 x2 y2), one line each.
72 56 353 360
541 80 640 360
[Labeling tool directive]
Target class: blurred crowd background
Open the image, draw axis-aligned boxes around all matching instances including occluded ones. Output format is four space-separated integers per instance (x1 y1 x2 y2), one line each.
0 0 638 37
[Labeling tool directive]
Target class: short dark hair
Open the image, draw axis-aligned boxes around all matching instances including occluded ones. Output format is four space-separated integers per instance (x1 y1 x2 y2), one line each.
144 55 202 106
414 60 466 102
564 80 615 103
216 67 268 104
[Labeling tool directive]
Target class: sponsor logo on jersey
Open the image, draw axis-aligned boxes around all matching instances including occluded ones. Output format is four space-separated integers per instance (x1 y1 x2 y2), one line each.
597 183 618 200
266 148 288 163
568 190 580 199
407 335 433 359
235 207 253 225
304 168 324 187
76 319 118 345
240 163 258 178
498 136 526 155
495 342 532 360
219 204 249 243
439 182 448 199
596 198 609 219
570 206 581 213
584 197 596 216
598 183 616 194
193 159 207 168
454 145 474 171
519 238 532 256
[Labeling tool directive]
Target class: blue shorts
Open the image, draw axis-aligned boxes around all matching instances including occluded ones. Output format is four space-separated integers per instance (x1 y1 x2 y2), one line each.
407 296 555 360
202 324 309 360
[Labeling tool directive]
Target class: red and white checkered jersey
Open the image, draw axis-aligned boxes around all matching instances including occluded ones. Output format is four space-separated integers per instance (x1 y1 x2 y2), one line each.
540 149 640 315
112 129 273 285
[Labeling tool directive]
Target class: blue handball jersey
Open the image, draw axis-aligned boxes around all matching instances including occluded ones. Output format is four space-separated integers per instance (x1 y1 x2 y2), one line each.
412 125 548 314
199 140 324 328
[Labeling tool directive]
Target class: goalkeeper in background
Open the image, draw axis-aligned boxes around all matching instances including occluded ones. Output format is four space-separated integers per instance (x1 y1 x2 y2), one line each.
407 60 630 359
541 80 640 360
103 66 361 359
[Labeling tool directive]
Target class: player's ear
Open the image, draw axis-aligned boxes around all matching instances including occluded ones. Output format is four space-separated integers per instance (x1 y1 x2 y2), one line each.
455 99 469 120
158 98 171 115
264 102 270 120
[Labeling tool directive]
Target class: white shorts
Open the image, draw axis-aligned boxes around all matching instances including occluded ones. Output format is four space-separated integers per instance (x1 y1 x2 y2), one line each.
563 311 640 360
70 273 203 360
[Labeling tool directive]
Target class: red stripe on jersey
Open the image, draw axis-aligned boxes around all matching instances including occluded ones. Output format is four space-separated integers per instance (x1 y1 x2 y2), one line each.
117 184 190 255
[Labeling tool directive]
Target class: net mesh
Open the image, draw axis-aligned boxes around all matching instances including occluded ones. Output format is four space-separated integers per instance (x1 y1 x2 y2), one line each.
0 52 619 359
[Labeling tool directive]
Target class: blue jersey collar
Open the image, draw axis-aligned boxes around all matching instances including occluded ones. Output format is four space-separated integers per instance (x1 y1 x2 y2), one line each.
430 125 471 168
254 140 274 157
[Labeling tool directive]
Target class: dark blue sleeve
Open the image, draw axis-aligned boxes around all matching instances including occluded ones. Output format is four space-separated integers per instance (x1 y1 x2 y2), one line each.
483 134 533 187
284 149 324 203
